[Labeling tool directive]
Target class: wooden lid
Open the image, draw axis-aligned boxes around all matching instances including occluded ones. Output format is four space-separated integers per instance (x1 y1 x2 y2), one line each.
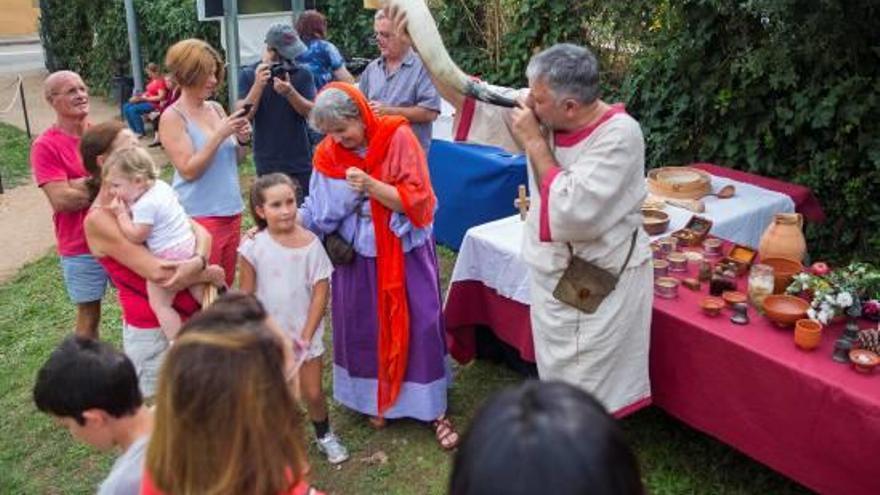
647 167 712 200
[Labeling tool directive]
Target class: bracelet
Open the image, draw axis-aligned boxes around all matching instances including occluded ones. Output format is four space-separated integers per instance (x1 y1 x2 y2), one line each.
196 254 207 270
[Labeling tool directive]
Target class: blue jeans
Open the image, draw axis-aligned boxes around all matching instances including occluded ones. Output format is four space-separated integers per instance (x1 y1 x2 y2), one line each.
123 101 155 135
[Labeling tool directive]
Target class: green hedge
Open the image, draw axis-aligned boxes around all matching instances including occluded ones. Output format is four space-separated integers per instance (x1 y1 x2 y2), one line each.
40 0 220 94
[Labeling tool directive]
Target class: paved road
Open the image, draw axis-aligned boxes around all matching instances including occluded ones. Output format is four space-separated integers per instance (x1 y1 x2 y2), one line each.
0 41 45 75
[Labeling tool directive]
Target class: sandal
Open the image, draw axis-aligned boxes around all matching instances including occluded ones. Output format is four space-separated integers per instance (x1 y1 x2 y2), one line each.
368 415 387 430
432 415 460 450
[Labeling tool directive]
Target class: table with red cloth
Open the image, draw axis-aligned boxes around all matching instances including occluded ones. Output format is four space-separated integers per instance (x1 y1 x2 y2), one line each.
442 170 880 494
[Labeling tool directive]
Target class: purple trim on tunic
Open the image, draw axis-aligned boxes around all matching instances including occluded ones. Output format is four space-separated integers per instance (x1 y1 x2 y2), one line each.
333 365 449 421
299 172 433 257
330 241 450 419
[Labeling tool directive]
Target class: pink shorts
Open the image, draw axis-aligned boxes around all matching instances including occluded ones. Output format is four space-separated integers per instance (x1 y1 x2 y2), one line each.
154 236 196 261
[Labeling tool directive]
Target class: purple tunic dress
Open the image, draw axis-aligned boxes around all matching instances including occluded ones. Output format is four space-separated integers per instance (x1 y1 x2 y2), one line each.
300 172 450 421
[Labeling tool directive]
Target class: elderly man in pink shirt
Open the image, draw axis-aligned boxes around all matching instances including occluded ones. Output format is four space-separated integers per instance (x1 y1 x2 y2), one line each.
30 71 108 338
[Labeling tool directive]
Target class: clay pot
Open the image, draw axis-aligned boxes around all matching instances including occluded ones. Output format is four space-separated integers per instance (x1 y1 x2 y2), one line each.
759 213 807 263
794 319 822 351
762 257 805 294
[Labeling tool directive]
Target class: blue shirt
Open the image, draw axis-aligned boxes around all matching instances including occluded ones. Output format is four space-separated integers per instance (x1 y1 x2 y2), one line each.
238 63 316 175
296 39 346 91
169 104 243 217
358 49 441 153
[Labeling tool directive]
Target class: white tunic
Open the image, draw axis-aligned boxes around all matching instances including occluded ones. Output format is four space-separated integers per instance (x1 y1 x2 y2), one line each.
455 90 653 414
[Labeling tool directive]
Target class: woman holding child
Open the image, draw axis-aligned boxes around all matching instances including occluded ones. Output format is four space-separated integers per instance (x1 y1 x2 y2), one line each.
81 121 222 397
299 82 458 449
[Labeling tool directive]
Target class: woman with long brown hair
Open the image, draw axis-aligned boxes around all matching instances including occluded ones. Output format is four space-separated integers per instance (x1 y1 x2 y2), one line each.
141 293 320 495
81 121 222 397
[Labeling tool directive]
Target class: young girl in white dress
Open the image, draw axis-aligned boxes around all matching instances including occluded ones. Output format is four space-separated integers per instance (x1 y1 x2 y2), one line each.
238 173 349 465
103 146 203 340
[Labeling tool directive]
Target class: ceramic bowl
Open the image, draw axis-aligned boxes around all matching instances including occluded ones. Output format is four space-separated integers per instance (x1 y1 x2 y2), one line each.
654 277 679 299
722 290 747 307
642 209 670 236
703 238 723 257
667 252 688 272
794 319 822 351
763 294 810 327
700 296 725 317
654 259 669 278
849 349 879 374
761 257 804 294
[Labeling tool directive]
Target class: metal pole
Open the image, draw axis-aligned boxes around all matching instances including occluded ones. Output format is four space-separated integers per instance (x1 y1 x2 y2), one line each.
291 0 305 16
19 77 31 140
223 0 241 108
124 0 144 93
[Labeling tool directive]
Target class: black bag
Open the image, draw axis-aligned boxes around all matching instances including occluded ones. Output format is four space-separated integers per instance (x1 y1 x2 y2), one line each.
323 231 355 266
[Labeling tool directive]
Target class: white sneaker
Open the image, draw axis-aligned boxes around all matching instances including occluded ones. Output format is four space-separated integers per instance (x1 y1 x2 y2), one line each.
316 431 350 464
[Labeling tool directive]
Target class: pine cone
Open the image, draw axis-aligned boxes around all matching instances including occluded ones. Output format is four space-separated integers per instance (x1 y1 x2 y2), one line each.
858 328 880 354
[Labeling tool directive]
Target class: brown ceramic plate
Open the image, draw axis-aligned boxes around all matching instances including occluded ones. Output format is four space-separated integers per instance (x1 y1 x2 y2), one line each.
763 294 810 327
700 296 725 317
761 257 805 294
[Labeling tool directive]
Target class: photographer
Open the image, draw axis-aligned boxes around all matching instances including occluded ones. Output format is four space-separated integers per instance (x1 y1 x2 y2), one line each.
238 24 317 202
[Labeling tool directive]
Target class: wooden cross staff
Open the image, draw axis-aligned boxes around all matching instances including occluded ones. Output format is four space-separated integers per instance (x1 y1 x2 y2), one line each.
515 184 529 221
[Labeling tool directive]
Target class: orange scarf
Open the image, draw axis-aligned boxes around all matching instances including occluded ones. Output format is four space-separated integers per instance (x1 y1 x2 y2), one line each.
313 82 434 416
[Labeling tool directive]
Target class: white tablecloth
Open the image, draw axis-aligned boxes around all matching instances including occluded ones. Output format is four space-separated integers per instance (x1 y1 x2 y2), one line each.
450 175 795 306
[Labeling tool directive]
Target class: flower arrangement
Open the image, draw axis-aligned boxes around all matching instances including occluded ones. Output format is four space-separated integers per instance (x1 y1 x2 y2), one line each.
786 262 880 324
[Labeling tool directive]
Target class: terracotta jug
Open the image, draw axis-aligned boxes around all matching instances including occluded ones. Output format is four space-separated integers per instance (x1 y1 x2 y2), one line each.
759 213 806 262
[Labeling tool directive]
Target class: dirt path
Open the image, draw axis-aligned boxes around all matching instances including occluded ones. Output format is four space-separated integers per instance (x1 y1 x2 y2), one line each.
0 69 135 284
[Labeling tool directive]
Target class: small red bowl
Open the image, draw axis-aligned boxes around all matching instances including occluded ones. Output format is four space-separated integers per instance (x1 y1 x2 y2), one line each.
700 296 725 317
722 290 747 307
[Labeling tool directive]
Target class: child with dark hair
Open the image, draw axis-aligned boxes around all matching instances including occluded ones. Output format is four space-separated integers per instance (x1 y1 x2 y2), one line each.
238 173 349 465
450 381 646 495
33 336 152 495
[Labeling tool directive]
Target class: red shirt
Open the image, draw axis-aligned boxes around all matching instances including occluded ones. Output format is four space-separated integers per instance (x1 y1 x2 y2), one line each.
145 77 168 110
30 126 90 256
140 470 322 495
96 256 199 328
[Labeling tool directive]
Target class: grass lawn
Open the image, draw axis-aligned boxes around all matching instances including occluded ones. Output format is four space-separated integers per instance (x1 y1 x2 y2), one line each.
0 124 811 494
0 122 32 189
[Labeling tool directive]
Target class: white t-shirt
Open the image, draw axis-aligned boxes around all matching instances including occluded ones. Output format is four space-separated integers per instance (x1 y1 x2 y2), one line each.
238 230 333 357
97 435 148 495
131 180 194 253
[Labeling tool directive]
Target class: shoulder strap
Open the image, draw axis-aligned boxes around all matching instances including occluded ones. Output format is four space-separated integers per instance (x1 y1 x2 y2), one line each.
168 104 188 123
616 230 639 277
566 229 638 278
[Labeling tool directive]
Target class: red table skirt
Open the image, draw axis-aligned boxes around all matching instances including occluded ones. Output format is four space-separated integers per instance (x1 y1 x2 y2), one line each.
691 162 825 223
444 275 880 495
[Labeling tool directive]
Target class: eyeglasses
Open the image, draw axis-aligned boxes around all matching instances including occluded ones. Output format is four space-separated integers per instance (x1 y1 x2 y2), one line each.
52 85 89 98
373 31 394 40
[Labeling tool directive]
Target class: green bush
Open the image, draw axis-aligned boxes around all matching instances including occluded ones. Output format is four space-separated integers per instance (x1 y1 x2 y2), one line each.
40 0 220 94
314 0 377 60
617 0 880 263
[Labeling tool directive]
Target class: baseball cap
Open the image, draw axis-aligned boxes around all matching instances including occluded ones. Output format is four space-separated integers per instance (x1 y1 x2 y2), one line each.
265 24 307 61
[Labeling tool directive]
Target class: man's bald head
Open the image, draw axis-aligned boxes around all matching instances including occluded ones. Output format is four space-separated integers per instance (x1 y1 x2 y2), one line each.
44 71 89 121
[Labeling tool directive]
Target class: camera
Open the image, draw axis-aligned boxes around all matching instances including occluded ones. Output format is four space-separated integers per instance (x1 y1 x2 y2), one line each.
270 60 295 79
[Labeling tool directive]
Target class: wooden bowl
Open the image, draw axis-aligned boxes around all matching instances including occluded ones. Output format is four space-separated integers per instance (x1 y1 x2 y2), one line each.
647 167 712 199
722 290 747 307
700 296 725 317
849 349 879 373
762 257 804 294
642 209 670 236
763 294 810 327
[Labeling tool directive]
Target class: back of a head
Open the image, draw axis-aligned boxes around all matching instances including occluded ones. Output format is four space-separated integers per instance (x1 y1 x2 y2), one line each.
450 381 645 495
80 120 126 177
33 336 142 424
296 10 327 42
147 293 307 494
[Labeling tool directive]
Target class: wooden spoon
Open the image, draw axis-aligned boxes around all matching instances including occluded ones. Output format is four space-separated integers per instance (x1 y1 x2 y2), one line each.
702 184 736 199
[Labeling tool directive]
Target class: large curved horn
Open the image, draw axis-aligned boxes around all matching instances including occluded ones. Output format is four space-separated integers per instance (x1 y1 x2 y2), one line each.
381 0 519 108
